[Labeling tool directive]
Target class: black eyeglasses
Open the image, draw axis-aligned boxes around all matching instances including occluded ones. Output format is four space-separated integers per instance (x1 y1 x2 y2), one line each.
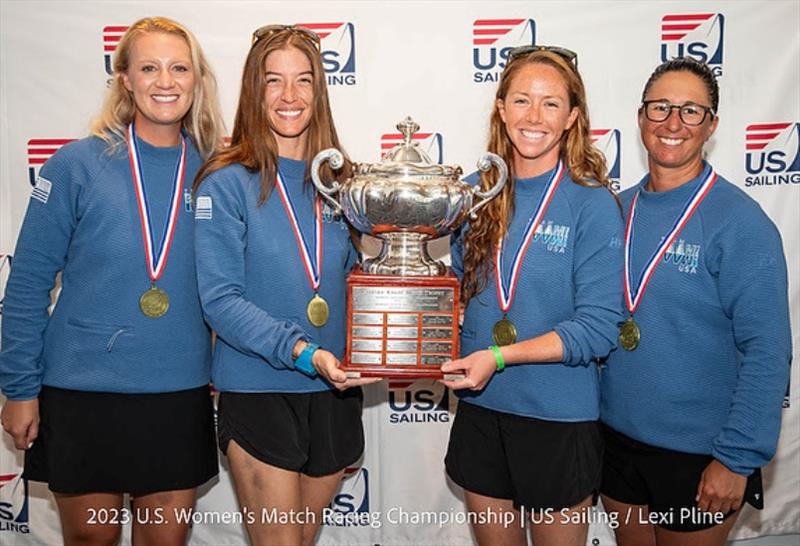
641 100 715 126
251 24 321 50
506 44 578 68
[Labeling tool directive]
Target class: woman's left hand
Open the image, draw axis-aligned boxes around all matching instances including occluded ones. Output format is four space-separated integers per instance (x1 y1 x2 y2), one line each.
439 349 497 391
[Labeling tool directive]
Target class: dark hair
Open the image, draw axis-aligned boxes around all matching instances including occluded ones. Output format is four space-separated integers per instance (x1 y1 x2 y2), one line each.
641 57 719 112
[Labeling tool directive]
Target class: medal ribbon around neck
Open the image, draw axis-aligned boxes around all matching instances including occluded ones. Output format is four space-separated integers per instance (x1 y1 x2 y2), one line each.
623 168 717 314
274 171 323 293
495 160 565 313
127 123 187 284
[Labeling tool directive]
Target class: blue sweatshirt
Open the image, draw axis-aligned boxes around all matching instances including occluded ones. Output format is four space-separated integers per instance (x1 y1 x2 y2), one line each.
193 158 356 393
453 168 624 420
0 135 211 400
600 163 791 475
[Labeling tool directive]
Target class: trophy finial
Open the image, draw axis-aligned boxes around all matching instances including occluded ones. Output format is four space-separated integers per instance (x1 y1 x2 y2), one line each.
397 116 419 145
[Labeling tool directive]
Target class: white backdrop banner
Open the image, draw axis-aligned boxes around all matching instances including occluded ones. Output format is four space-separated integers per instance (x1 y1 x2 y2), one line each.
1 1 798 545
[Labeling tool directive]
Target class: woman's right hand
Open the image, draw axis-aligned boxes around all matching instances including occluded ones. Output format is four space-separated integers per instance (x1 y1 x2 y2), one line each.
311 349 381 390
1 398 40 450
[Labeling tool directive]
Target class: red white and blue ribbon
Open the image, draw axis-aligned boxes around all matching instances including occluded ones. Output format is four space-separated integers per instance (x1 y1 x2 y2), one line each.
623 168 717 314
495 160 565 313
275 172 323 292
127 123 187 283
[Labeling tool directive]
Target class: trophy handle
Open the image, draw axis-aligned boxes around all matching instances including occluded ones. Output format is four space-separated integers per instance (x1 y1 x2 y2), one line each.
311 148 345 212
466 152 508 219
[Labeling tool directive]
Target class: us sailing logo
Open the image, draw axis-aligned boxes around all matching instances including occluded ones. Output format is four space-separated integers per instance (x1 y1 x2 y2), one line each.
660 13 724 75
472 18 535 83
744 122 800 187
297 22 356 86
0 473 30 534
380 131 444 164
387 380 451 424
27 139 75 186
590 129 621 191
103 25 128 80
324 467 371 527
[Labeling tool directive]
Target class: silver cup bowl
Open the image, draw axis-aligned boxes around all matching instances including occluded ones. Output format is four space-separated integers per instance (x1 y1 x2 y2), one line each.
312 117 507 276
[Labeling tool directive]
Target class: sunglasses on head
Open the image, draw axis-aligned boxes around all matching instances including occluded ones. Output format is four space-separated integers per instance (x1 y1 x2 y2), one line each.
251 24 321 50
505 45 578 68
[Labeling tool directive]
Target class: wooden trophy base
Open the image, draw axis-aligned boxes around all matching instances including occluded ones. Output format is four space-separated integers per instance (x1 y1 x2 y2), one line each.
342 266 461 379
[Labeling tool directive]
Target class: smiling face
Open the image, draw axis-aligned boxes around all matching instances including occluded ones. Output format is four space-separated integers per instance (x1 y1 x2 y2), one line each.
639 70 718 184
122 31 195 146
497 62 578 179
263 46 315 159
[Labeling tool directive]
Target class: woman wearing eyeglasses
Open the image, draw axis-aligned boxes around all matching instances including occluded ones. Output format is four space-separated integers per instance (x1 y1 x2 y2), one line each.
193 25 377 546
0 17 224 546
599 58 791 546
440 46 623 546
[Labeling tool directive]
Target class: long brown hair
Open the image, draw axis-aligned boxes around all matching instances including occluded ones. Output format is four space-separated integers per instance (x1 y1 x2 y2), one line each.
461 50 615 305
91 16 224 158
193 28 350 204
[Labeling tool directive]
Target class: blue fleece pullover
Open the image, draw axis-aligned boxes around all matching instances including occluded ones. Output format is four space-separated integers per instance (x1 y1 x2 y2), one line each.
600 163 791 475
193 158 356 393
0 135 211 400
453 167 624 420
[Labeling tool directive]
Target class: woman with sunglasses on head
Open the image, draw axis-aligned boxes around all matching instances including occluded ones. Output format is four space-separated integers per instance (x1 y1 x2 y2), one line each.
599 58 791 546
0 17 224 546
193 25 378 546
440 46 623 546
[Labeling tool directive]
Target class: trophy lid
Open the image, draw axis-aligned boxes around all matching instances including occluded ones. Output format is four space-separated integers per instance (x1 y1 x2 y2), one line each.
357 116 461 178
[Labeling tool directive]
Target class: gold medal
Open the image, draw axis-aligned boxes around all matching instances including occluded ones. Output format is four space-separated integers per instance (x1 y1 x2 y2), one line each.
619 316 640 351
492 317 517 346
139 285 169 318
307 293 329 327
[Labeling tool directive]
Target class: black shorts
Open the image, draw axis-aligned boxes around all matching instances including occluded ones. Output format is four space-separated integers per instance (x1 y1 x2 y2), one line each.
600 424 764 532
217 388 364 477
24 385 218 495
445 400 603 511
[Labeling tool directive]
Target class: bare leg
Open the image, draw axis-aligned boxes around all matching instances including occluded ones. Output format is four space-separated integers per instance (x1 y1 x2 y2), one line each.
600 495 656 546
463 490 526 546
227 440 303 546
54 492 124 546
130 487 197 546
299 470 346 546
655 509 740 546
529 495 593 546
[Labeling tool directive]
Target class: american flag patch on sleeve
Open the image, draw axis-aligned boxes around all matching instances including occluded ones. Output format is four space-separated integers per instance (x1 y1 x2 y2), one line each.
195 196 212 219
32 176 52 204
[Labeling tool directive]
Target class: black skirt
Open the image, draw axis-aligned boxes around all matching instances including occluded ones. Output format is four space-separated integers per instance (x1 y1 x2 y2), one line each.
24 385 218 495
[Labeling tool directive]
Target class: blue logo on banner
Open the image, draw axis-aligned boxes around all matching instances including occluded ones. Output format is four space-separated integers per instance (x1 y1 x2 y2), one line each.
660 13 724 75
472 18 535 83
0 473 30 534
324 467 376 527
388 380 451 424
299 22 356 86
744 122 800 187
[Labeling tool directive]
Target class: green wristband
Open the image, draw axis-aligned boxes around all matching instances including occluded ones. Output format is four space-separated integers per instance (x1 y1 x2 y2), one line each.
489 345 505 372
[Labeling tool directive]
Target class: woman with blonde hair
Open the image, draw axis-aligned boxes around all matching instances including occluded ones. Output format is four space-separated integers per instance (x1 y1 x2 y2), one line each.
0 16 224 546
193 24 377 546
441 46 623 546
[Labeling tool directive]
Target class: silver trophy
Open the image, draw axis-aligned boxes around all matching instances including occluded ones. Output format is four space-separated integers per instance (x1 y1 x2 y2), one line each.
311 116 508 276
310 116 507 378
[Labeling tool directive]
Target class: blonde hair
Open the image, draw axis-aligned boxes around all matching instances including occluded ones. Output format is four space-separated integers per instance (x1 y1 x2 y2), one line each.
194 28 350 205
461 50 616 305
90 16 224 158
